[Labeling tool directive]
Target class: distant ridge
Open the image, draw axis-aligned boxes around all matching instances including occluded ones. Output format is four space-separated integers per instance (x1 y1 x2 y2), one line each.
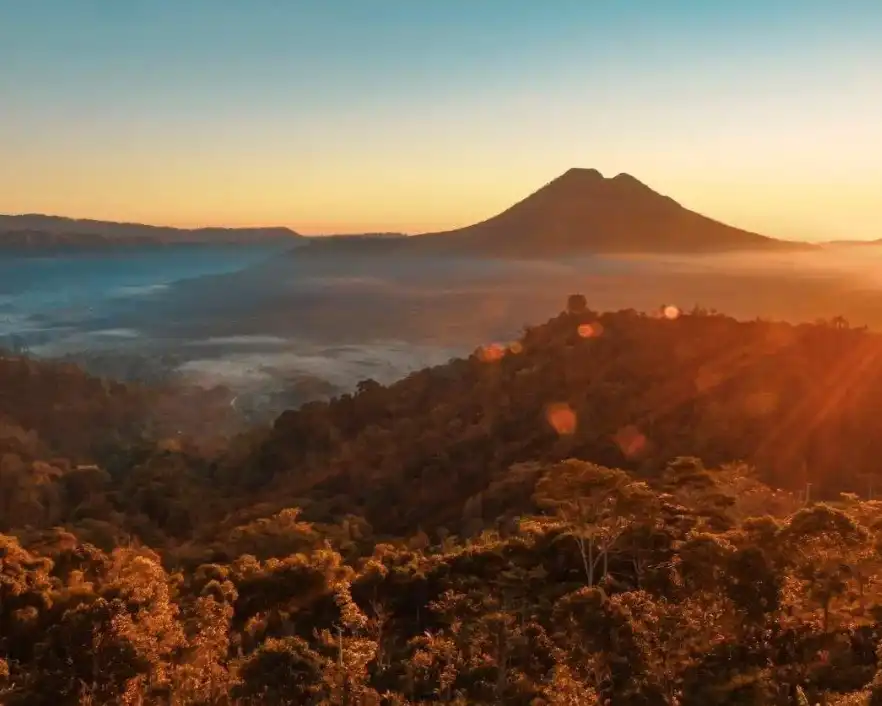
0 214 301 248
404 168 812 256
820 238 882 247
4 169 819 255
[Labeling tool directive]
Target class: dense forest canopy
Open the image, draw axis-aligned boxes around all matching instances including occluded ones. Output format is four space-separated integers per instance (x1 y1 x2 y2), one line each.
4 299 882 704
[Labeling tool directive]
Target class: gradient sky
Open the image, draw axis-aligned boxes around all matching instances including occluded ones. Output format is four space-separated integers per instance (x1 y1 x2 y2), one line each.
1 1 880 240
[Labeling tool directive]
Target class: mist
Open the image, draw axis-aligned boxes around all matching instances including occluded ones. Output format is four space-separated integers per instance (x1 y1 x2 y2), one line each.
6 242 882 421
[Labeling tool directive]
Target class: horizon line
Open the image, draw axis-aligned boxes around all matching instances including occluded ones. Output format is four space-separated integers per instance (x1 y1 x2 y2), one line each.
2 210 875 244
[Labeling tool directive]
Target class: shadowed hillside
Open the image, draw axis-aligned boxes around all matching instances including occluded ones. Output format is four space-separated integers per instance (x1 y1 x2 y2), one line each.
252 303 875 534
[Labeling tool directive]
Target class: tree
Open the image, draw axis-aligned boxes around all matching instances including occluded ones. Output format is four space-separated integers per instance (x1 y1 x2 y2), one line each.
31 549 185 705
534 460 649 585
566 294 588 314
779 504 871 631
234 636 324 704
0 534 55 665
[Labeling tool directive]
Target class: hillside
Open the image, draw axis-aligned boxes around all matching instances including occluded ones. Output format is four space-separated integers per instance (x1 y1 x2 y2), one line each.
405 168 811 256
0 214 302 248
248 304 876 533
0 349 239 475
6 304 882 703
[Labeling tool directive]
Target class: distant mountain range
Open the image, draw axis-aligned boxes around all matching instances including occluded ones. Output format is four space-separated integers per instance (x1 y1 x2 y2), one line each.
1 169 822 255
0 214 302 248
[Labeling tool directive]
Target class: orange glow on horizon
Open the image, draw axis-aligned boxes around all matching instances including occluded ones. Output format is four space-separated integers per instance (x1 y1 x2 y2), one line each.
2 158 880 241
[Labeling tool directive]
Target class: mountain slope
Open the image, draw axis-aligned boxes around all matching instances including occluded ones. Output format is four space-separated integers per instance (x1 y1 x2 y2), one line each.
0 214 301 248
407 168 810 256
250 304 873 534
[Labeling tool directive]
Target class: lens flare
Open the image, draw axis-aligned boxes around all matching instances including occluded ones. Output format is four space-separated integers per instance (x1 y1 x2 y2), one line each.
478 343 506 362
546 403 577 435
578 322 603 338
613 425 647 458
663 305 680 320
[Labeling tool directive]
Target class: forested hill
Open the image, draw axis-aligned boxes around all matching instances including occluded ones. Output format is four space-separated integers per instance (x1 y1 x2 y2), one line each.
0 353 239 460
0 351 240 534
254 301 875 532
8 302 882 704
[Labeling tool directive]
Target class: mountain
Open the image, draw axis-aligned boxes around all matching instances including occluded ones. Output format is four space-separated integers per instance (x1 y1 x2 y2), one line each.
0 214 302 248
405 168 811 256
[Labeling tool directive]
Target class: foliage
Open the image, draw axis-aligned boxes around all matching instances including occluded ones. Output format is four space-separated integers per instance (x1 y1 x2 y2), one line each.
2 299 882 703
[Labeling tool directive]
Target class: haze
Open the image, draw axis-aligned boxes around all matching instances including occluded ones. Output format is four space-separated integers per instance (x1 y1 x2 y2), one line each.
2 0 881 241
11 243 882 424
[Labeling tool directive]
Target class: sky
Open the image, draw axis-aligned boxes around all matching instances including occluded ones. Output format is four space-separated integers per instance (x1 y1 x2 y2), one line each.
1 0 880 240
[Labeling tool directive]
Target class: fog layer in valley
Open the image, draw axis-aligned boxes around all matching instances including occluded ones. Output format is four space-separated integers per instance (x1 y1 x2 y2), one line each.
4 242 882 420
